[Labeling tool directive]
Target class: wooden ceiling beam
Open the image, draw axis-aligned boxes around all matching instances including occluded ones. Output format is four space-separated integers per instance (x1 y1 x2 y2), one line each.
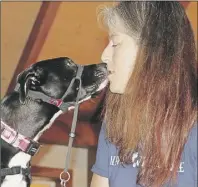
6 2 61 94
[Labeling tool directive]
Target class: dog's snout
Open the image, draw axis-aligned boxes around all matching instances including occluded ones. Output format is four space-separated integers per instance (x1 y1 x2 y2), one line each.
97 63 107 74
100 63 107 68
97 63 107 72
92 63 108 79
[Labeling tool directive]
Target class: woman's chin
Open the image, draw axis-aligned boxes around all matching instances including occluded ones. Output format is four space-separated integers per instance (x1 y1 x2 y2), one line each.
109 84 125 94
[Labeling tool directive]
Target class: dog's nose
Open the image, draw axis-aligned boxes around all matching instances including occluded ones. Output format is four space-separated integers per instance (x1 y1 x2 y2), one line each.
100 63 107 68
95 63 107 75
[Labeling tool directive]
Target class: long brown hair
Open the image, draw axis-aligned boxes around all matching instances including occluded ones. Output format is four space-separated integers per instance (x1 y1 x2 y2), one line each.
98 1 197 186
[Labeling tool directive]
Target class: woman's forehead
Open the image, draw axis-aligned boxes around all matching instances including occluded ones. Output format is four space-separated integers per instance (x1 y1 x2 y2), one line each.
108 29 120 36
108 23 128 36
108 23 139 43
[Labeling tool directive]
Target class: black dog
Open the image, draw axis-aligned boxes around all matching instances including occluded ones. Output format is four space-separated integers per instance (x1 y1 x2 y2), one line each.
1 57 108 187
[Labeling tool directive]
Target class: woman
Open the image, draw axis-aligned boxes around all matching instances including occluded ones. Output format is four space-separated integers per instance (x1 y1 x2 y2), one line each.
91 1 197 187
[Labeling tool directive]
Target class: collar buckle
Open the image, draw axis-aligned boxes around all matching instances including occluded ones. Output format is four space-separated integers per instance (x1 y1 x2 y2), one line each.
25 140 41 156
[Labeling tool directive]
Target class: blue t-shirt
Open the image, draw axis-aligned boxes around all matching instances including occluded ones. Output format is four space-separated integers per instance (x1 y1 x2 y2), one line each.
91 123 197 187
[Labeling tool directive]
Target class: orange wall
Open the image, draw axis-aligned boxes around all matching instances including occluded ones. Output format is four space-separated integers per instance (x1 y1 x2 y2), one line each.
37 2 113 65
186 2 197 42
1 2 41 97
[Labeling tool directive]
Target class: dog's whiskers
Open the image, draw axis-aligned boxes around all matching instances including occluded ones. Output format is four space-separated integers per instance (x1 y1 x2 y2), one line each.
94 72 105 78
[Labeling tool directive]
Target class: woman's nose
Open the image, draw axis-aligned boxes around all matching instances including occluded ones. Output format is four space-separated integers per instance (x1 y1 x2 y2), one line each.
101 52 109 65
101 45 112 65
101 57 109 65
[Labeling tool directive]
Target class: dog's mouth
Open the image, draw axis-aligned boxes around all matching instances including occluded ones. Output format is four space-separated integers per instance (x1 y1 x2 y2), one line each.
73 78 108 105
85 68 108 94
83 78 108 97
80 63 108 95
96 79 109 92
75 64 108 102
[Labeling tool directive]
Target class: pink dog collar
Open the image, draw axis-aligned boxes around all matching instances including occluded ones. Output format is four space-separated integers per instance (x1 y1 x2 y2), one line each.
1 120 40 156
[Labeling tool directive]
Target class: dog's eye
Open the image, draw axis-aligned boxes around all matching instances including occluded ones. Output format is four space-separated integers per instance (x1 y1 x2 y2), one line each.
30 77 40 85
67 62 71 66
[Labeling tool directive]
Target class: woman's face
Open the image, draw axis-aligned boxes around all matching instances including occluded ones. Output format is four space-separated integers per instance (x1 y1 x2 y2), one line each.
101 28 138 94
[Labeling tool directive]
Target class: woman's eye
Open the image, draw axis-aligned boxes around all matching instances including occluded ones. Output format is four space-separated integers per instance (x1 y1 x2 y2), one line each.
112 44 118 47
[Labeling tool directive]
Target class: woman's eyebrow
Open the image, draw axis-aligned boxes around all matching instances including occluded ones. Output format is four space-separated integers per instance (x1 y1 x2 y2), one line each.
109 33 119 39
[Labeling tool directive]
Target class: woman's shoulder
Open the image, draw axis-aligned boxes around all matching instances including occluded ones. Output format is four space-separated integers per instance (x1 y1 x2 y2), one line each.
184 123 197 159
187 123 197 146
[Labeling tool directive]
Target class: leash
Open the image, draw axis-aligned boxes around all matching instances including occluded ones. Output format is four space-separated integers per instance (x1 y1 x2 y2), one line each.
59 66 83 187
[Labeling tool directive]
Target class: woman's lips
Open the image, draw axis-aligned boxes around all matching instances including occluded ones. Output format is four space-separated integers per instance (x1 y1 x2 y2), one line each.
108 73 114 80
108 70 114 75
107 70 114 80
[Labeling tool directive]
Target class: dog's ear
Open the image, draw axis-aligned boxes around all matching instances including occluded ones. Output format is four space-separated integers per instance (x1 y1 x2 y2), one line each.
17 70 33 104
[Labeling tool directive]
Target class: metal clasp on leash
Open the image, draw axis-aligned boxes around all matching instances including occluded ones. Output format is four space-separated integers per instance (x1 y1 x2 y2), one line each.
60 170 71 187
